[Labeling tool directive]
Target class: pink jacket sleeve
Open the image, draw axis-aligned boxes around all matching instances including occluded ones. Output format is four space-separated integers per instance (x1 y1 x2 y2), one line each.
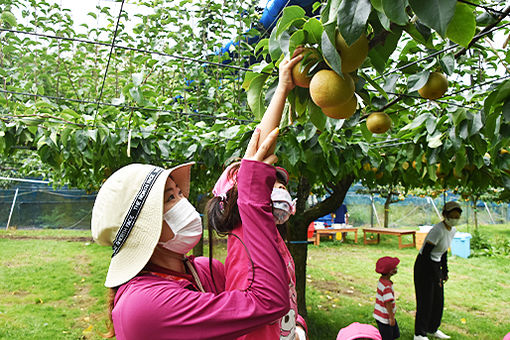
112 159 290 340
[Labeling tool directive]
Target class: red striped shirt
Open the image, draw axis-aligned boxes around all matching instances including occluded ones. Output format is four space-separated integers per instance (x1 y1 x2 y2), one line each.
373 277 395 324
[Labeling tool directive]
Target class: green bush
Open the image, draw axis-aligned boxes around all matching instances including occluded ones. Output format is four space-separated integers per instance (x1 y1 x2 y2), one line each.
471 229 510 258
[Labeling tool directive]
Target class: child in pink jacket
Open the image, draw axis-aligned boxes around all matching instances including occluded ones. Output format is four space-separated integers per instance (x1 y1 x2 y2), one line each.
209 162 307 340
206 49 307 340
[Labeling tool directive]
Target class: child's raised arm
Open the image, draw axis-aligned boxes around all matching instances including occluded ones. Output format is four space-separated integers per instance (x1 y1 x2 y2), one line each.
257 48 304 154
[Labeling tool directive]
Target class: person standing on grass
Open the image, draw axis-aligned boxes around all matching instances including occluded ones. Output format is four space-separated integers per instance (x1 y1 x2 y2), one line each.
373 256 400 340
90 51 304 340
413 201 462 340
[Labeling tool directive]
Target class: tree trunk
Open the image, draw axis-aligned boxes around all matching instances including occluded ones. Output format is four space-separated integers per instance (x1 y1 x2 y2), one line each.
288 174 355 316
473 195 479 231
289 176 311 317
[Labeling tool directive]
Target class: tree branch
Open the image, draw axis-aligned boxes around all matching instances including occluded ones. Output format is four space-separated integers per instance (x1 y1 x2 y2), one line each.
303 174 355 223
455 5 510 58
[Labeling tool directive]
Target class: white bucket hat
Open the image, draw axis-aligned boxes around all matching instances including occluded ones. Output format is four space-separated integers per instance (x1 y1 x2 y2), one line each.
91 162 194 288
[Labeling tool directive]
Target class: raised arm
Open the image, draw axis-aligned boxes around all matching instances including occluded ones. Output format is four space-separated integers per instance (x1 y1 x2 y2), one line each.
257 48 303 154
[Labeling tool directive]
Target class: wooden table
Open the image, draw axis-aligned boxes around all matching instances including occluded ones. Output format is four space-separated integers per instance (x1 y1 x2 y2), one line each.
314 227 358 246
362 228 416 249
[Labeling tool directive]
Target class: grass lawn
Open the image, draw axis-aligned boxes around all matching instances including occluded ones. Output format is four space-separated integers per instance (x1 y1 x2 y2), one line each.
0 224 509 339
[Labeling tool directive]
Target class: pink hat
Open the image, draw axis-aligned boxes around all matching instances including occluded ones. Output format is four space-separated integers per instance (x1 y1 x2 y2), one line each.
212 162 240 198
376 256 400 274
503 332 510 340
337 322 382 340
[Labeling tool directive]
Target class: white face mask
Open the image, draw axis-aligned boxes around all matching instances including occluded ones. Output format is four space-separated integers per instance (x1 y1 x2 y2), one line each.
445 217 460 227
271 188 296 225
159 198 202 254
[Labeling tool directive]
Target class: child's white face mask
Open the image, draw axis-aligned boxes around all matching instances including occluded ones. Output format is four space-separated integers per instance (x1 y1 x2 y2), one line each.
271 188 296 225
159 198 202 254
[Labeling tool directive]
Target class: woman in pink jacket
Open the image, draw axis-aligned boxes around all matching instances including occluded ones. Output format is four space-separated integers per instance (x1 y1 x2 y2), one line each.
206 49 307 340
92 125 292 338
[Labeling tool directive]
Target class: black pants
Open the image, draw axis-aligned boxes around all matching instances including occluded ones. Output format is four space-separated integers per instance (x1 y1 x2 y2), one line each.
414 254 444 336
376 320 400 340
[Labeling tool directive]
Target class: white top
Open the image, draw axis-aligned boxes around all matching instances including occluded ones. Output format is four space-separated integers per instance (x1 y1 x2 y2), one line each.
419 221 457 262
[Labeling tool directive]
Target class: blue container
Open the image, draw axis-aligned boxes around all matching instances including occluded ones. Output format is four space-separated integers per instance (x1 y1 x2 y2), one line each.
315 214 333 226
451 232 472 258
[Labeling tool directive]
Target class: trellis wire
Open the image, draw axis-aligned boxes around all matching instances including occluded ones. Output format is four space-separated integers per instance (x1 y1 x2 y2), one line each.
374 21 510 81
380 73 510 116
0 27 275 75
94 0 126 122
457 0 507 15
0 88 255 124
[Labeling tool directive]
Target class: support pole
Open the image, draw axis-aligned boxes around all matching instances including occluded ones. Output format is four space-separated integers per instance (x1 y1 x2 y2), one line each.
6 188 19 230
484 202 495 224
372 196 382 227
428 197 442 220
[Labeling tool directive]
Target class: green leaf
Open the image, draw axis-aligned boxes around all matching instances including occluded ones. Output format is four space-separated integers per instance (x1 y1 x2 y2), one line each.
367 28 402 74
1 11 17 28
439 53 455 75
359 71 389 100
376 9 391 31
129 87 144 105
469 112 483 136
404 22 432 47
455 146 466 174
401 112 433 131
309 101 327 131
503 99 510 123
427 131 443 148
370 0 383 12
337 0 372 46
360 121 373 141
409 0 456 37
289 30 306 55
322 0 342 25
254 39 269 56
132 73 144 87
279 31 291 58
321 26 343 76
303 18 323 44
275 6 306 38
446 3 476 48
269 26 282 62
408 70 430 92
382 0 409 26
495 80 510 103
246 73 270 119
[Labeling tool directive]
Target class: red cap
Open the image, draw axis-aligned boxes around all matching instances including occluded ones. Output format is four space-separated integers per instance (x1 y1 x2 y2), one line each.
375 256 400 274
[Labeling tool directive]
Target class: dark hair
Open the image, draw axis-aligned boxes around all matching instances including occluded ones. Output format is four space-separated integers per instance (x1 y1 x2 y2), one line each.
275 170 287 186
206 163 242 234
442 208 462 218
104 287 119 338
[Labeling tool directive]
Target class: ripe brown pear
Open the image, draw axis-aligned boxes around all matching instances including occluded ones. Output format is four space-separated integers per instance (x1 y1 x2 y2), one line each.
418 72 448 100
366 112 391 134
291 48 319 88
335 32 369 73
321 95 358 119
309 70 355 108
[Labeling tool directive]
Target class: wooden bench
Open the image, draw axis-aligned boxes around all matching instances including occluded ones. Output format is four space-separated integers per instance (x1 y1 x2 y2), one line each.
362 228 416 249
314 227 358 246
